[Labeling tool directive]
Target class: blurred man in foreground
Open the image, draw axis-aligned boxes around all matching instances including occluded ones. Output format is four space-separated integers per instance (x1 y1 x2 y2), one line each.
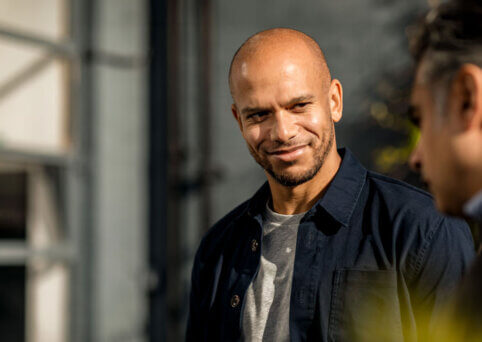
187 28 474 341
408 0 482 339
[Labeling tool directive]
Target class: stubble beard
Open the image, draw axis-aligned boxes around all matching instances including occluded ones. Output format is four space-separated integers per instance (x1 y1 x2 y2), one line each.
248 123 335 187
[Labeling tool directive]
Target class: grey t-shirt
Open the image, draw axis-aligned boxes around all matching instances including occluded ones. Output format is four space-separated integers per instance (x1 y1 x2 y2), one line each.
242 203 305 341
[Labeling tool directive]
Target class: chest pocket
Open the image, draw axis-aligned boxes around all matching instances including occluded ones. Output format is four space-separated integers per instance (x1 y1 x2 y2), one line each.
328 269 403 342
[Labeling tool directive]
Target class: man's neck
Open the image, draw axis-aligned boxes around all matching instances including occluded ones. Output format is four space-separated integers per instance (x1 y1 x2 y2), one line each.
268 149 342 215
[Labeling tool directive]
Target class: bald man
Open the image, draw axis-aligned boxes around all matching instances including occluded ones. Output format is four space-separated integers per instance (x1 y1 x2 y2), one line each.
186 28 475 342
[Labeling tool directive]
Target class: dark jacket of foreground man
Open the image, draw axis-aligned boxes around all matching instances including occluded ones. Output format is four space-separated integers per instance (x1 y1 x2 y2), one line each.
187 149 475 341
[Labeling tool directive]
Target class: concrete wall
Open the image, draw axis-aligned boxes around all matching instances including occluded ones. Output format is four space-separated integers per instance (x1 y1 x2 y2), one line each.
91 1 148 341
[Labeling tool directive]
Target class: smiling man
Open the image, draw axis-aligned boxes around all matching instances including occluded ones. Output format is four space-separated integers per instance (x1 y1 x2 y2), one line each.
186 28 475 341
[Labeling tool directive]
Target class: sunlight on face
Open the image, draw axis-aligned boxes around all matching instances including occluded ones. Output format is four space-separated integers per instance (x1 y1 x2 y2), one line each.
409 64 463 214
233 49 336 186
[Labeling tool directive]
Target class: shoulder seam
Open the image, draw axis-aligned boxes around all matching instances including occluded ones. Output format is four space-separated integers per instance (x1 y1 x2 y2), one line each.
367 171 433 199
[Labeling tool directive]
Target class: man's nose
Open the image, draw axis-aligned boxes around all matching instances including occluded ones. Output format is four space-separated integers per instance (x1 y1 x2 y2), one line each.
270 111 297 142
409 142 422 173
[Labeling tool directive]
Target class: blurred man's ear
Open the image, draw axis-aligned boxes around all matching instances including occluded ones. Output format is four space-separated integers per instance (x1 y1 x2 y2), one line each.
451 64 482 132
231 104 244 133
329 79 343 122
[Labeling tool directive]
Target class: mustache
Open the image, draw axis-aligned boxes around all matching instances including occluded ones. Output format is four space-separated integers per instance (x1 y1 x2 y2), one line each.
262 140 311 153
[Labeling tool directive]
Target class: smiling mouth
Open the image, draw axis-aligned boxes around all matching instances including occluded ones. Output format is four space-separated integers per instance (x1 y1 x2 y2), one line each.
267 145 307 162
268 145 306 155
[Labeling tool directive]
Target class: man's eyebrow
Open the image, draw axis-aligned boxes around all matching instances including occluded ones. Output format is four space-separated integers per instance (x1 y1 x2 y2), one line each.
283 95 315 107
240 95 315 115
241 106 269 115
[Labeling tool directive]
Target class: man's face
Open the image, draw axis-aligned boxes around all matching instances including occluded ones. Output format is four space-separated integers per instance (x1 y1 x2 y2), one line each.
409 66 464 214
231 51 340 187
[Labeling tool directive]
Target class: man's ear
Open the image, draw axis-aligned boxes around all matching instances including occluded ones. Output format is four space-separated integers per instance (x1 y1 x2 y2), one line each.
451 64 482 131
329 79 343 122
232 104 244 133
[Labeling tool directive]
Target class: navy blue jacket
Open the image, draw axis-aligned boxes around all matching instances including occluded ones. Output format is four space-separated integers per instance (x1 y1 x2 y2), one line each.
187 149 475 341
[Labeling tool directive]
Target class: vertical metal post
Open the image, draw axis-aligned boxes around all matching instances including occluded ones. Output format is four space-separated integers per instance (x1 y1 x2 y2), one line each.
149 0 214 339
197 0 213 233
166 0 187 340
148 0 169 340
68 0 95 341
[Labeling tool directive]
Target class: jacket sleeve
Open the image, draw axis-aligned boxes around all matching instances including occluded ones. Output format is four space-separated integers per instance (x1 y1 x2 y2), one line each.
408 216 475 340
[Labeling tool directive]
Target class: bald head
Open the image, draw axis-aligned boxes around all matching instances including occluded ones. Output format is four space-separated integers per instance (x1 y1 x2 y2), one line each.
228 28 331 99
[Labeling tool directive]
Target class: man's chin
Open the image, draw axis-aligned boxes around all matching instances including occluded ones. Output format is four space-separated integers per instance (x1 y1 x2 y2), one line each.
270 175 311 187
267 167 320 187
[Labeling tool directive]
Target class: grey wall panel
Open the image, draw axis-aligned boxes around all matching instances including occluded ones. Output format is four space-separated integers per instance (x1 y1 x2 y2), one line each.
94 0 147 57
91 0 148 341
93 65 147 342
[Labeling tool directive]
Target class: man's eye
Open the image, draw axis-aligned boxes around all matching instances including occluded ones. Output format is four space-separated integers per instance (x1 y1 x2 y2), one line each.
292 102 309 110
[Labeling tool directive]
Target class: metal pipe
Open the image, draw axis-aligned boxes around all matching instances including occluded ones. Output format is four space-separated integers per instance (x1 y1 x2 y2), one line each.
148 0 170 340
165 0 184 339
0 241 74 265
68 0 95 341
0 148 69 168
0 25 145 69
0 25 77 57
0 53 54 102
197 0 213 233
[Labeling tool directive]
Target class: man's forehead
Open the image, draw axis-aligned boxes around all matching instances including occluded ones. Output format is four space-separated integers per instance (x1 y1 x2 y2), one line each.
234 30 318 66
232 58 317 100
230 31 330 89
237 57 308 81
240 61 249 78
237 89 315 111
410 63 431 104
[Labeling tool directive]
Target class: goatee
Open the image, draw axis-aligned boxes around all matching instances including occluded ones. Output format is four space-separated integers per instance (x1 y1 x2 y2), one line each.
248 122 335 187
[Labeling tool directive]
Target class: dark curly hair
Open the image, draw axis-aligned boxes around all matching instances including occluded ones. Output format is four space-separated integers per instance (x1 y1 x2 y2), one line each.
408 0 482 85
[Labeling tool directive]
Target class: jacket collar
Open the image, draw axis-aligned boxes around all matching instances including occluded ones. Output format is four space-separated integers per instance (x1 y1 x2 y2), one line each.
240 148 367 228
314 148 366 227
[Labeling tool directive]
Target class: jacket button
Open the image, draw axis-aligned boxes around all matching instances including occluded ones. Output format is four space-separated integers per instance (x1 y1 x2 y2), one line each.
230 295 240 308
251 239 259 252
